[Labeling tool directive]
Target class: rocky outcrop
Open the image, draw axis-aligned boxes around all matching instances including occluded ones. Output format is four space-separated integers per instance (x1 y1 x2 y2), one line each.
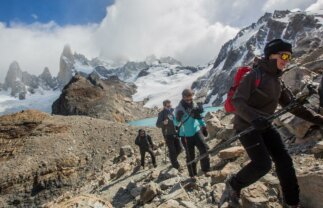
3 61 27 98
0 110 163 207
39 67 57 89
57 45 74 87
2 62 58 100
52 74 157 122
298 171 323 208
3 61 23 90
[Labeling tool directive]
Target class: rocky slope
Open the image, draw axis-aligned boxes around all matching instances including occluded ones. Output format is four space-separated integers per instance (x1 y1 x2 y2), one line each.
52 73 157 122
193 10 323 106
40 110 323 208
0 110 163 207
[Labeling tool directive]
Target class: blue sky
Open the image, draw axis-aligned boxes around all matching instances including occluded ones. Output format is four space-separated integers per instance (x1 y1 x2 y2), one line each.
0 0 321 79
0 0 114 26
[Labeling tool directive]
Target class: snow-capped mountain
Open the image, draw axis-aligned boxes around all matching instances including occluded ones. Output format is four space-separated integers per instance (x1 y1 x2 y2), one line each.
0 61 60 115
193 10 323 106
0 43 209 114
55 46 210 107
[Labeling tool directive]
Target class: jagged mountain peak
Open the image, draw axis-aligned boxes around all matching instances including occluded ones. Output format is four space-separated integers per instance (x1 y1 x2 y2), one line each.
193 10 323 106
61 44 74 60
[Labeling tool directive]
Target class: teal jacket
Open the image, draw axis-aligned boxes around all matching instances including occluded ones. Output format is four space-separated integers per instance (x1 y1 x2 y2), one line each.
173 101 206 137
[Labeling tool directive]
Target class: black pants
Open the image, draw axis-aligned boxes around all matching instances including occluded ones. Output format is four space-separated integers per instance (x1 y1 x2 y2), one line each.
230 127 299 206
165 134 182 169
181 132 210 177
140 148 156 167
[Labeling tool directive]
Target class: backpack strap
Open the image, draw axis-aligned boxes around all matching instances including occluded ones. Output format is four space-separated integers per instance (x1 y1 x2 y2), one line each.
254 67 262 88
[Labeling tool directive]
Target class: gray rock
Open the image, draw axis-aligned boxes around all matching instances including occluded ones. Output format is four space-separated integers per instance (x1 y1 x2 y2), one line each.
140 182 159 204
158 168 179 182
159 178 178 190
119 145 134 157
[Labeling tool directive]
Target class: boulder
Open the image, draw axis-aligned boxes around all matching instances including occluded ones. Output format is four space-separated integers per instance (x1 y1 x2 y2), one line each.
206 115 223 138
140 182 159 204
158 168 179 182
218 146 245 160
298 171 323 208
160 178 178 190
43 194 113 208
116 163 132 179
119 145 134 157
241 182 270 208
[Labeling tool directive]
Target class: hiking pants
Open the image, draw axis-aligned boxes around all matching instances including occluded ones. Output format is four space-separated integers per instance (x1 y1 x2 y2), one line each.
230 127 300 206
140 148 156 167
181 132 210 177
165 134 182 169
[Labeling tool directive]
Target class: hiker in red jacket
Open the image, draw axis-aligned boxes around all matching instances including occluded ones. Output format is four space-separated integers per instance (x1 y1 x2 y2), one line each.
220 39 323 208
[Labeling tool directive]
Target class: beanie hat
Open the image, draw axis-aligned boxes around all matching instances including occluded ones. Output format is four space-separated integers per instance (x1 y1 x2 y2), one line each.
264 39 292 58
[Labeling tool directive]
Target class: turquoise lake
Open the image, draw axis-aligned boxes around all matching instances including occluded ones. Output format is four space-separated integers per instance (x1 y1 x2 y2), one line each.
128 106 223 127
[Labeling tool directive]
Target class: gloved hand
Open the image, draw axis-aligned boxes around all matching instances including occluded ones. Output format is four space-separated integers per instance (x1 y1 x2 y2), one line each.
201 126 208 137
251 117 271 131
176 110 184 121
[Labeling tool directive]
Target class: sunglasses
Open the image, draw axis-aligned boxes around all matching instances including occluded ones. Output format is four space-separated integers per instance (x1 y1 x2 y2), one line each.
278 52 292 61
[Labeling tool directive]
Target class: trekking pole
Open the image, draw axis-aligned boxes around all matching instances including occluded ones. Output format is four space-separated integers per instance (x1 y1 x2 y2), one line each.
164 141 167 164
187 84 316 166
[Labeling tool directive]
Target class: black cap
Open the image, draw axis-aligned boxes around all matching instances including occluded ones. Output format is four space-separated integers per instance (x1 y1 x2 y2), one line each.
264 39 292 58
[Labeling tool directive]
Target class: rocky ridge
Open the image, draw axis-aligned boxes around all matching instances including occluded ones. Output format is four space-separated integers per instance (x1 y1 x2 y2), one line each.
52 73 158 122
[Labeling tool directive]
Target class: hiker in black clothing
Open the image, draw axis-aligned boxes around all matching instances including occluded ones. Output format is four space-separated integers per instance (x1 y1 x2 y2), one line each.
219 39 323 208
156 99 182 169
319 75 323 114
135 129 157 168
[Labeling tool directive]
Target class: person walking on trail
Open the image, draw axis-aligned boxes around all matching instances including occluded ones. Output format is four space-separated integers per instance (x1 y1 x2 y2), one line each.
318 75 323 114
156 99 182 170
174 89 210 178
135 129 157 168
220 38 323 208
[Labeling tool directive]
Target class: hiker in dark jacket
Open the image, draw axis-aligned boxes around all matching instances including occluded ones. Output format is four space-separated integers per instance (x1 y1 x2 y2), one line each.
174 89 210 177
319 75 323 114
220 39 323 208
135 129 157 168
156 99 182 169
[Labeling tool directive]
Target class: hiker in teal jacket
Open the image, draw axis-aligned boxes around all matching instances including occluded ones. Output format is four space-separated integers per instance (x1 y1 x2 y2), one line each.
174 89 210 177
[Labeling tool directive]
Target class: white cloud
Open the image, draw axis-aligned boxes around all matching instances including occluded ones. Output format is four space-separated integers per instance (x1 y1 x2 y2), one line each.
95 0 239 66
306 0 323 11
0 21 98 81
0 0 321 82
31 14 38 20
263 0 317 12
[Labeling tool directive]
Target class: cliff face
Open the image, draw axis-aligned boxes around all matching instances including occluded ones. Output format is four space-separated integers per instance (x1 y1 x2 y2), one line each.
57 45 75 88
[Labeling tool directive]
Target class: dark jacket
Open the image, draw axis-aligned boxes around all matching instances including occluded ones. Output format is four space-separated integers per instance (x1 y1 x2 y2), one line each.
135 132 154 150
319 76 323 107
156 108 177 136
232 58 323 131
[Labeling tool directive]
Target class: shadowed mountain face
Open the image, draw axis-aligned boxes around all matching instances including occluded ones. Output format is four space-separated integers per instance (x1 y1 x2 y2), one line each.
192 10 323 106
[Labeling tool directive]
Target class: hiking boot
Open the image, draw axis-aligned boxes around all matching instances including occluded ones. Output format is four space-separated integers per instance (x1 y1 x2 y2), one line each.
289 205 303 208
218 178 240 208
